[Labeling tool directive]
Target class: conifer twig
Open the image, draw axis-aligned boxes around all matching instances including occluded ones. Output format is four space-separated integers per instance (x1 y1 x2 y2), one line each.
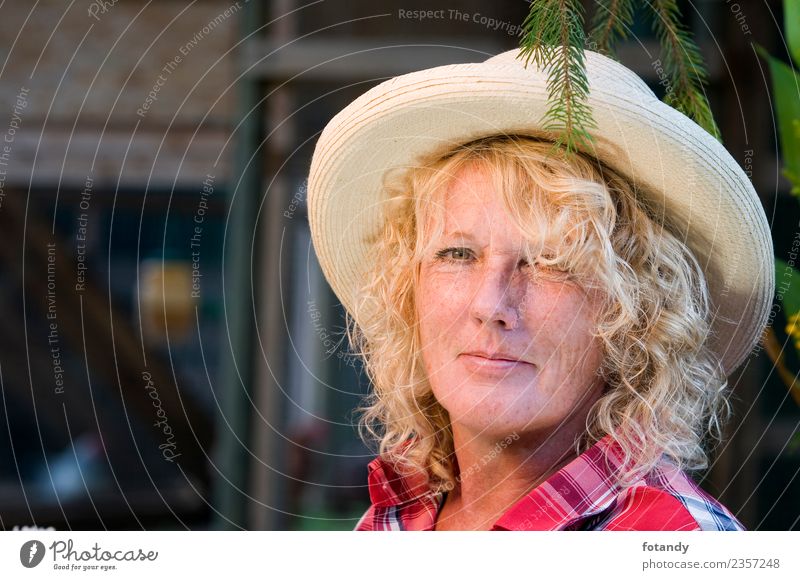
589 0 637 55
519 0 597 155
649 0 721 140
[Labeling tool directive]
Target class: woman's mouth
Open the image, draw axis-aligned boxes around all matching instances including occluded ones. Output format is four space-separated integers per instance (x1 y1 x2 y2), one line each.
458 353 535 375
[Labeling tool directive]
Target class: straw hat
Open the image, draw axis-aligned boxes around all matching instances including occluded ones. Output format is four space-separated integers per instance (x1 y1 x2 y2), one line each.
307 47 774 377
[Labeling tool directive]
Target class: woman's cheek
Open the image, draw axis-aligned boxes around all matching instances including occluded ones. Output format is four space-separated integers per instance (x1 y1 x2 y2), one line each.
417 276 448 343
426 271 466 314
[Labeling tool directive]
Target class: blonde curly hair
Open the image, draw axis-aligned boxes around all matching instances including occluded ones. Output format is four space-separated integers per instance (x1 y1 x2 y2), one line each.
347 134 730 493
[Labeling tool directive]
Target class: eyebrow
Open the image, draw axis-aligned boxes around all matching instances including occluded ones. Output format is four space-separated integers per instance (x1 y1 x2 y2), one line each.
437 230 554 257
440 230 477 241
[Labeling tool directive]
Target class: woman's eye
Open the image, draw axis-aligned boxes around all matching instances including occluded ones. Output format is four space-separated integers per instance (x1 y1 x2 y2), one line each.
434 247 472 261
533 263 571 280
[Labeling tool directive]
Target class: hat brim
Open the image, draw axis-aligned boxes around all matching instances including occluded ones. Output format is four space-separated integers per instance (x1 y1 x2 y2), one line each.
308 49 774 376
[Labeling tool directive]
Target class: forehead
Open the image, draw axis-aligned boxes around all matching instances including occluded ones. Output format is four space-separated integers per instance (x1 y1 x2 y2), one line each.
443 162 494 198
440 163 504 221
425 161 535 245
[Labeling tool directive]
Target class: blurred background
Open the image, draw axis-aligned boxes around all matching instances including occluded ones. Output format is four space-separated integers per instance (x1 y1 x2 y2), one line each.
0 0 796 531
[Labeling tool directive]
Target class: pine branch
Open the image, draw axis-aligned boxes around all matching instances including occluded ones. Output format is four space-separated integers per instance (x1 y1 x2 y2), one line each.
588 0 637 56
648 0 721 140
519 0 597 155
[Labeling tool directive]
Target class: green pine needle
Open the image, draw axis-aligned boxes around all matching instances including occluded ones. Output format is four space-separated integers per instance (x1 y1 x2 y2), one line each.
518 0 722 151
649 0 721 140
589 0 637 56
519 0 597 156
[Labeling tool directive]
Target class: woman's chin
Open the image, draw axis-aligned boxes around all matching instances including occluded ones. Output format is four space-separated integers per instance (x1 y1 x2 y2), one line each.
449 414 537 440
440 394 547 435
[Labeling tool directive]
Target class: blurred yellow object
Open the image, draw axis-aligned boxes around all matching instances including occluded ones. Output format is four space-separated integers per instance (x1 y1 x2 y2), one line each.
139 259 193 344
785 311 800 344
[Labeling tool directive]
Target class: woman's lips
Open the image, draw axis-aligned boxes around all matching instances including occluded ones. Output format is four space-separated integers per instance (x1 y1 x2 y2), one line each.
458 353 535 375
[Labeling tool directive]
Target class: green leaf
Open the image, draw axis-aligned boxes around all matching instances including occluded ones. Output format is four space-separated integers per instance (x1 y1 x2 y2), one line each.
756 45 800 198
789 430 800 455
775 258 800 316
786 0 800 69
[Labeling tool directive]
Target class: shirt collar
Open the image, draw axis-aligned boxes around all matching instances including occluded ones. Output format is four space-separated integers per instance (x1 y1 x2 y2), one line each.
366 449 433 508
365 434 626 529
491 434 625 530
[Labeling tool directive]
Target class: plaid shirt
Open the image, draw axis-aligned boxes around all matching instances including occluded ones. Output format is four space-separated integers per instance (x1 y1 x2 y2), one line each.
354 434 745 531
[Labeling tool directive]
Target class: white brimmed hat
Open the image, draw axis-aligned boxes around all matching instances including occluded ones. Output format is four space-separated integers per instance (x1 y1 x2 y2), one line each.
307 48 774 376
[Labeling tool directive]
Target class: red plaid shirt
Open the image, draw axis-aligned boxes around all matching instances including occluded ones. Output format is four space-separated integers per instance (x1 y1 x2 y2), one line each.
354 434 744 531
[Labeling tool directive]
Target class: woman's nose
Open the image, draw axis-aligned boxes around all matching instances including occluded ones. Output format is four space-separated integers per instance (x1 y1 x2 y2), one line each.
468 262 523 330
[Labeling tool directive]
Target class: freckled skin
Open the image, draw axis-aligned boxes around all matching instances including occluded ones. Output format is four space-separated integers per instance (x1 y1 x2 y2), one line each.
416 163 606 441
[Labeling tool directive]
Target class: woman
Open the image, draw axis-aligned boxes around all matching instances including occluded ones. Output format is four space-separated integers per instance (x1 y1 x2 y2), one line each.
307 48 773 531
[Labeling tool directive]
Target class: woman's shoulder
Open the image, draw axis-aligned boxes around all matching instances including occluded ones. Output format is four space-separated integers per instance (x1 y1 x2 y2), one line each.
594 460 745 531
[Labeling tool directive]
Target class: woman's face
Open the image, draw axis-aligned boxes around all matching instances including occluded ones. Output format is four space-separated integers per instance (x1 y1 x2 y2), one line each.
416 162 606 441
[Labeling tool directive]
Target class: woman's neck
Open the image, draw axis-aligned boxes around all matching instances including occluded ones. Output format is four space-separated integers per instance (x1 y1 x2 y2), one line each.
434 424 584 531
